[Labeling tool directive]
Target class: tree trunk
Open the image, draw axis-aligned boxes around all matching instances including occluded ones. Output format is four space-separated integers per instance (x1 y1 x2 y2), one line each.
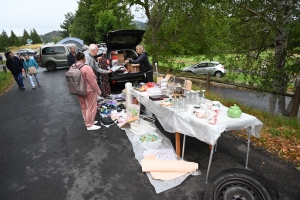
268 0 291 115
285 78 300 116
268 94 277 114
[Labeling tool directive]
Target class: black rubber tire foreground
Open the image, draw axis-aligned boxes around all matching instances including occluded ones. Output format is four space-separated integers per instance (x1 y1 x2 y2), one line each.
45 62 56 71
204 168 280 200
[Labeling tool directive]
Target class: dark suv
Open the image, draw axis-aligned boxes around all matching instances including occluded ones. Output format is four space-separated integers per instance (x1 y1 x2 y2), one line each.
105 30 145 85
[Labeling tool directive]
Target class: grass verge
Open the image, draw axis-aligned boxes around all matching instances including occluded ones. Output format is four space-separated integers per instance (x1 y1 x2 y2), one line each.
0 71 14 96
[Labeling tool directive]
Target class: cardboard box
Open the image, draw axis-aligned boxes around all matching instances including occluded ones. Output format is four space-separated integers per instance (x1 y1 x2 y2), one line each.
116 53 124 63
127 63 140 72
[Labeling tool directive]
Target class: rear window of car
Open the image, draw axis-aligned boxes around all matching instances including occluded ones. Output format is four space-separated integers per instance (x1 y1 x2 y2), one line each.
53 47 66 54
111 36 137 43
208 63 215 67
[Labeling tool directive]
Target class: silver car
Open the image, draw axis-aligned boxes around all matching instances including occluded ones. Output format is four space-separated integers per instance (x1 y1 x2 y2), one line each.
182 61 226 77
36 44 78 71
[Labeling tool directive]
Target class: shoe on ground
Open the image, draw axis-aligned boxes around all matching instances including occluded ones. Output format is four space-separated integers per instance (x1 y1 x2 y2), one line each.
94 121 98 124
38 84 40 86
32 86 36 89
87 125 101 130
21 87 25 90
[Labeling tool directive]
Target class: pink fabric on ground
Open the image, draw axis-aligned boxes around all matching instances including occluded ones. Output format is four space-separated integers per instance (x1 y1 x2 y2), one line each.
141 155 198 180
78 91 98 127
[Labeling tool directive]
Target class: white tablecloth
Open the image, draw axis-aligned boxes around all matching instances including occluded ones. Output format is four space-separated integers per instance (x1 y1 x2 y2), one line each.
130 89 263 145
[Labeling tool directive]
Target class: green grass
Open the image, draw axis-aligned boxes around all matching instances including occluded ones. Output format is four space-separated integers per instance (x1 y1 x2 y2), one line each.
0 71 13 93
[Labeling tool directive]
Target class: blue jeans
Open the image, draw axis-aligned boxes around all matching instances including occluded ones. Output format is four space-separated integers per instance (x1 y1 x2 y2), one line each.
13 72 24 88
28 73 40 87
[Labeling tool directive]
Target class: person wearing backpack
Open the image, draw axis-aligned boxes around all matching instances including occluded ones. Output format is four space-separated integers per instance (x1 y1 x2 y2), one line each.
74 52 101 131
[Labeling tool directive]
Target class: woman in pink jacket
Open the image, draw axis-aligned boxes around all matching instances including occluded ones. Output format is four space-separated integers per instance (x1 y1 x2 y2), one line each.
75 52 101 130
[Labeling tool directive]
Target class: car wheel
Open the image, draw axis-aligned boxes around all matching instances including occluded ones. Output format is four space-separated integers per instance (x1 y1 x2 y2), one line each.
45 62 56 71
204 168 279 200
214 71 223 77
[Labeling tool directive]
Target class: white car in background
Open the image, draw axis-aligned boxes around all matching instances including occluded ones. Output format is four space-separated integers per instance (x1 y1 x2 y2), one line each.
182 61 226 77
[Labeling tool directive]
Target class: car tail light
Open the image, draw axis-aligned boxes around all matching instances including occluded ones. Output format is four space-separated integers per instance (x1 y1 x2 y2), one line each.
111 80 117 84
221 65 224 68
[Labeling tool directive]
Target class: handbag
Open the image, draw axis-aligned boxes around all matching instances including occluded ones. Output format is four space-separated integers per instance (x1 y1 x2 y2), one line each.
28 66 37 75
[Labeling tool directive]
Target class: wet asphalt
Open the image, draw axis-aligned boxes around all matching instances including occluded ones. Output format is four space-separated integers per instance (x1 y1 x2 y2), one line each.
0 67 300 200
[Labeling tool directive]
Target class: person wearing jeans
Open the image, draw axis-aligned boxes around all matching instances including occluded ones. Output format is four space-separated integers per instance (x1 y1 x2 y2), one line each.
5 52 25 90
23 54 40 89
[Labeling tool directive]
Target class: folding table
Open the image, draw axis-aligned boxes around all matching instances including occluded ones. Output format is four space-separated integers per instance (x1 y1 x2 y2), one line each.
130 89 263 183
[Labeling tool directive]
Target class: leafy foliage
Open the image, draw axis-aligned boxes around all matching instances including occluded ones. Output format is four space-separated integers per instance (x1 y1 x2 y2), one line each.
60 12 75 38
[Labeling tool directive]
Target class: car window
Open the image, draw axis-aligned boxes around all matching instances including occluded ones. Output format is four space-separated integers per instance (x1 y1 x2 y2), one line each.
208 63 215 67
42 47 54 55
196 63 207 68
53 46 66 54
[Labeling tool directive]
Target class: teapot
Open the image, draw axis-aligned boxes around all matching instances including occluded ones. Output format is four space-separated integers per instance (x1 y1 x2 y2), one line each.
227 104 242 118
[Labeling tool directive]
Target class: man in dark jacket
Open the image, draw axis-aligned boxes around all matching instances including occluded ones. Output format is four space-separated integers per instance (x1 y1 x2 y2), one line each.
67 45 76 68
6 52 25 90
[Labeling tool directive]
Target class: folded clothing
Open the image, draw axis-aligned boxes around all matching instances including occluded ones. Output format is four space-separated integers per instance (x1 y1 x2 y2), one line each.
141 155 198 180
99 115 116 125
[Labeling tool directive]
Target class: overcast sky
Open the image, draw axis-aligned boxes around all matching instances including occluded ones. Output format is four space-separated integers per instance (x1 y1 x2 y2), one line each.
0 0 147 37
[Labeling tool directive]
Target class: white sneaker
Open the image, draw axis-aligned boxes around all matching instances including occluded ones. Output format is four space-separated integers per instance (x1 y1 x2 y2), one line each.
87 125 101 130
94 121 98 124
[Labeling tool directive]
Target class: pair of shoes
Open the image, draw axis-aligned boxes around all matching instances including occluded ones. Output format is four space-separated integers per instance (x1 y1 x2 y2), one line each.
94 121 98 124
32 86 36 89
87 125 101 130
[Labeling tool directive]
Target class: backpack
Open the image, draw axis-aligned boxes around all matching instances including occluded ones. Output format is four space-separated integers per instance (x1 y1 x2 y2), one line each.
65 64 87 96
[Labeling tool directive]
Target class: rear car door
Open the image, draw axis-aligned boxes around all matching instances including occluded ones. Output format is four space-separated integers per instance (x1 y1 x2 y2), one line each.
207 62 217 75
53 46 68 66
193 63 208 74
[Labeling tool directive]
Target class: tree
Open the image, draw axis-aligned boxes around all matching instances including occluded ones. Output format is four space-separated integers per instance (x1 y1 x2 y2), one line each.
91 0 135 42
9 30 18 46
30 28 42 44
69 0 135 44
0 30 9 51
219 0 300 115
124 0 224 67
15 37 23 48
69 0 96 44
60 12 75 38
22 29 30 45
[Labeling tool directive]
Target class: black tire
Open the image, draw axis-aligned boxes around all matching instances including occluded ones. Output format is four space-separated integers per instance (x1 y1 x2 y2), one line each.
45 62 56 71
214 71 223 77
204 168 279 200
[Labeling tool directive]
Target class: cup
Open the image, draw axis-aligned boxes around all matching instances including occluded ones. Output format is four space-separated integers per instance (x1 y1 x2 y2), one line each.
210 106 220 116
212 101 221 109
194 97 201 107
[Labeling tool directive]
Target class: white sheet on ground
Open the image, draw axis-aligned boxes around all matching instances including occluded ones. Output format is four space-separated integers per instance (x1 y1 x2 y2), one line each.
123 125 201 194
